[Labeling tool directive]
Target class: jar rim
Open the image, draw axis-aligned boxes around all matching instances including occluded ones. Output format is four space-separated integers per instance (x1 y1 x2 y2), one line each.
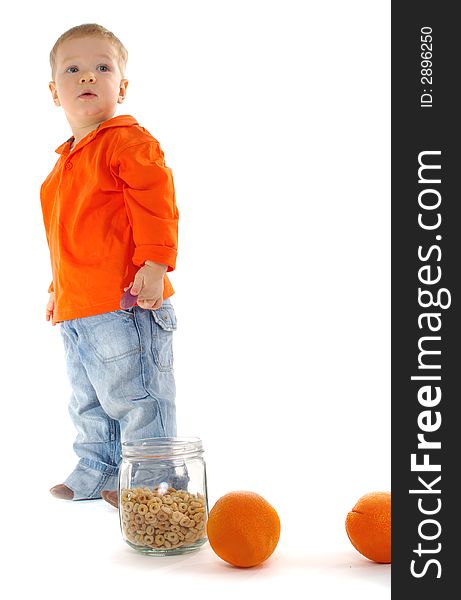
122 436 203 459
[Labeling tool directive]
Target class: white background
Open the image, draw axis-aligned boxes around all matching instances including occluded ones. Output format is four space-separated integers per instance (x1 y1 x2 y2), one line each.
0 1 390 597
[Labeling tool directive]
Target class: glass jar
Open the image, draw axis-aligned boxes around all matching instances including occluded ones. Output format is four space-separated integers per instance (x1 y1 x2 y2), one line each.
118 437 208 555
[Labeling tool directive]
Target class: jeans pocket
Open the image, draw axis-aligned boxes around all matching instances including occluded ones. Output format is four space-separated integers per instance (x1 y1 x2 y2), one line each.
80 310 141 363
150 303 177 371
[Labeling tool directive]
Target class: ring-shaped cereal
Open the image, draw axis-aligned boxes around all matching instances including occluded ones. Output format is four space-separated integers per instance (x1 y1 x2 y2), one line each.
165 532 179 544
123 501 134 513
137 504 148 515
121 490 133 503
179 515 192 527
127 522 138 534
171 511 182 523
148 498 161 510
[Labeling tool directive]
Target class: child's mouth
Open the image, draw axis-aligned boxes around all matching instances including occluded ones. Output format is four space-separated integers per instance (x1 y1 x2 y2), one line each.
79 93 97 99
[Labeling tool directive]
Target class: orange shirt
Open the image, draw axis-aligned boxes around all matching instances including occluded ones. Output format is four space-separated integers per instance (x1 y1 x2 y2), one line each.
40 115 178 323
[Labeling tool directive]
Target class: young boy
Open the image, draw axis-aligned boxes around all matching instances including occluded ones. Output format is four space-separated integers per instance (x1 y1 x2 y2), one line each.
41 24 179 505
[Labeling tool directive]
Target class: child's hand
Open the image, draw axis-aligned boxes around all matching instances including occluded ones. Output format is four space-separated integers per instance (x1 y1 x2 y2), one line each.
130 261 167 310
46 293 56 326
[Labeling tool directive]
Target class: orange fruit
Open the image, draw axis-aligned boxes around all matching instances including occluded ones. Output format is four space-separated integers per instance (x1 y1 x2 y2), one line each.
345 491 391 563
206 491 281 567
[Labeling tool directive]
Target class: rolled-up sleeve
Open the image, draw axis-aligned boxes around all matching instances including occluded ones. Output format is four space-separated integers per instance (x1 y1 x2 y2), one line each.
115 141 179 270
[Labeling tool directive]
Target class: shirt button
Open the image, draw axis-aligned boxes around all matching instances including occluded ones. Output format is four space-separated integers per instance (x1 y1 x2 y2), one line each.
66 162 73 170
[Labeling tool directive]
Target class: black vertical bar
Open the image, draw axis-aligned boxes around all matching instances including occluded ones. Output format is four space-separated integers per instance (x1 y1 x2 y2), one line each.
392 1 459 596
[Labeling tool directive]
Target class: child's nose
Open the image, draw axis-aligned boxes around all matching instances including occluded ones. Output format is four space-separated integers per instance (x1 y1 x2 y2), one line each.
79 72 96 84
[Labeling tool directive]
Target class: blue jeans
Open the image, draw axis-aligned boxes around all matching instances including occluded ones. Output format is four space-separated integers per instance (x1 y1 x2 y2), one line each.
59 300 177 500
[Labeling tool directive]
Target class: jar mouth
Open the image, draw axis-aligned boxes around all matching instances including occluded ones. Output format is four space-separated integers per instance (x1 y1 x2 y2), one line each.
122 437 203 459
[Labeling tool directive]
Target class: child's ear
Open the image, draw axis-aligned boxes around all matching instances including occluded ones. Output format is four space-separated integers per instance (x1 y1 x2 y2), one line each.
49 81 61 106
118 79 129 104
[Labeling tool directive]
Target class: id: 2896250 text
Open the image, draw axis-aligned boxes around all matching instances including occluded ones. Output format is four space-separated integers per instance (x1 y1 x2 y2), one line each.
420 26 433 108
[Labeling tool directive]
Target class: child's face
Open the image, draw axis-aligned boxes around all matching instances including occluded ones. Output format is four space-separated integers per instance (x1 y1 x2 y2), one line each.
49 36 128 127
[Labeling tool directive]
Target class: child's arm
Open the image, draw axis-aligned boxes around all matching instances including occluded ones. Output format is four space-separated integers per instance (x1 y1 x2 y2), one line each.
115 140 178 309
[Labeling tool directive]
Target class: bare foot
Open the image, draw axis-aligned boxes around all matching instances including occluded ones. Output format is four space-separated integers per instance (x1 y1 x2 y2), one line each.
50 484 74 500
101 490 118 508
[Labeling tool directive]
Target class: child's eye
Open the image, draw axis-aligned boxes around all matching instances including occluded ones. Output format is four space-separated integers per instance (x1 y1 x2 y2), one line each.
97 65 110 72
66 66 78 73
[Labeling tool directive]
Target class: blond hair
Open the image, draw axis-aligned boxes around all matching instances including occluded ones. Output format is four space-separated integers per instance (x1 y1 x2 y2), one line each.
50 23 128 79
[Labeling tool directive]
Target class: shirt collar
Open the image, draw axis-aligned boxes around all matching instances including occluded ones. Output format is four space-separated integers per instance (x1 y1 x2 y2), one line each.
54 114 139 155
